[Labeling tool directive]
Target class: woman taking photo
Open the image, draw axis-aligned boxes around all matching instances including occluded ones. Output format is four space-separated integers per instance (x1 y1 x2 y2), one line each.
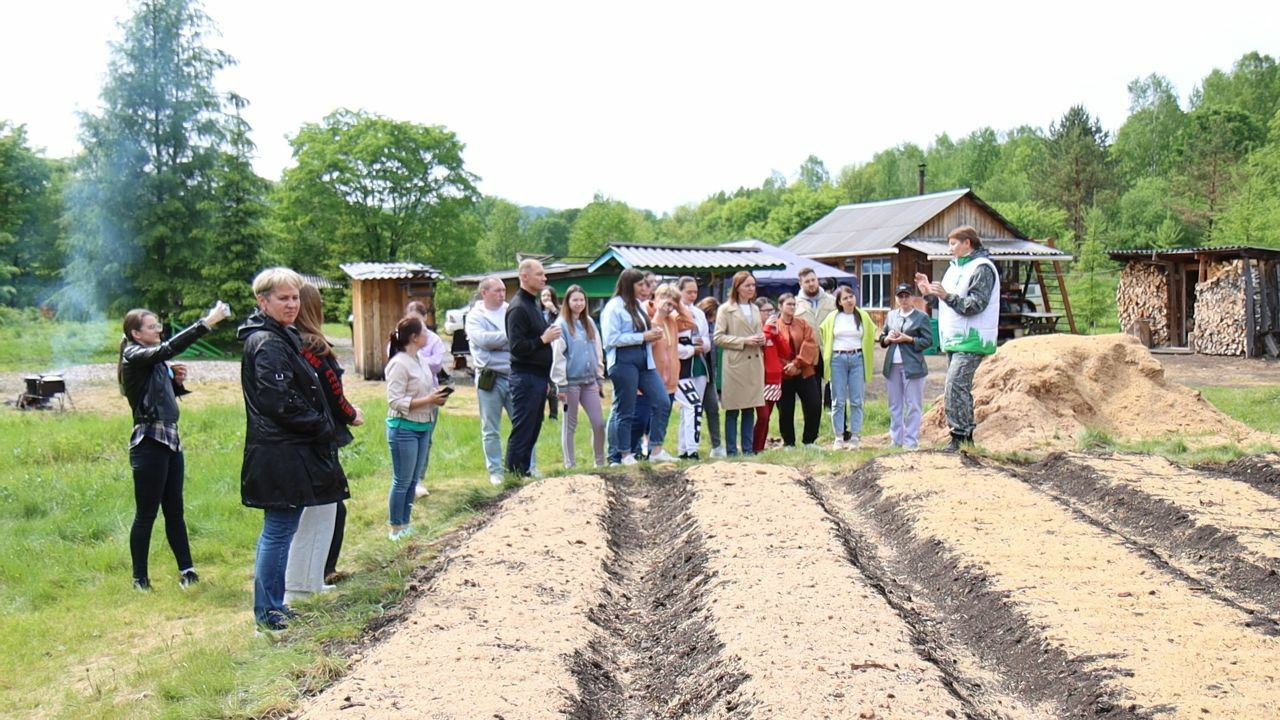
818 286 877 450
773 293 820 448
119 300 229 590
602 268 674 465
714 271 765 456
550 285 606 468
385 315 452 540
290 283 363 595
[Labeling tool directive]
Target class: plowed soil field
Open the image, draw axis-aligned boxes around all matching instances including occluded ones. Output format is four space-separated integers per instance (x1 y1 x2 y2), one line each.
293 452 1280 719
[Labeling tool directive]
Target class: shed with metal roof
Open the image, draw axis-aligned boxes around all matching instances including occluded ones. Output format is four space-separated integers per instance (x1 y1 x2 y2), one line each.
782 188 1076 337
341 261 444 379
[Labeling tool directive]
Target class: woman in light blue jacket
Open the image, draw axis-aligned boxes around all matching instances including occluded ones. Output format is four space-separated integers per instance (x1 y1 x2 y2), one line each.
550 285 606 468
601 268 674 465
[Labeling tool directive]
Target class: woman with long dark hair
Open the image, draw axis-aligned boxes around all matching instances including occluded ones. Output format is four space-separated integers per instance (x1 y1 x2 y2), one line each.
385 315 451 539
540 286 561 420
551 285 606 467
290 284 363 593
119 301 229 590
601 268 674 465
714 271 765 456
818 285 877 450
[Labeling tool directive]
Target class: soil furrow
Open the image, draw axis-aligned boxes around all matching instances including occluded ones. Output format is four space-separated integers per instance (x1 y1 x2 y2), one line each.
1205 453 1280 500
567 471 751 719
686 463 972 719
814 465 1125 719
844 452 1280 719
297 475 611 720
1017 453 1280 626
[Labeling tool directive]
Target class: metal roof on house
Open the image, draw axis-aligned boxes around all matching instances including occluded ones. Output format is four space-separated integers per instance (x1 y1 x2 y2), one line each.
452 262 591 285
340 262 444 281
587 243 785 273
780 188 1026 258
719 239 856 282
299 273 343 289
1107 245 1280 261
901 238 1073 262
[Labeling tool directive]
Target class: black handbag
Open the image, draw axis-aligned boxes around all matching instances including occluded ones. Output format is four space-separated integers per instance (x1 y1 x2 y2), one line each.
477 367 497 391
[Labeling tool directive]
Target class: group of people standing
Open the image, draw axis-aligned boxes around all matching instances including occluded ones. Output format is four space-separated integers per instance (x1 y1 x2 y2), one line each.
117 225 999 632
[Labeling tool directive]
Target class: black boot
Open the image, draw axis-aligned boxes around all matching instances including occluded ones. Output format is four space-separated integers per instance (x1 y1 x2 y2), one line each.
944 432 964 452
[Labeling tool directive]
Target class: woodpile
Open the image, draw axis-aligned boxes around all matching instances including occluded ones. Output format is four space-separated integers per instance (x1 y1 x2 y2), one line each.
1190 261 1250 356
1117 263 1169 347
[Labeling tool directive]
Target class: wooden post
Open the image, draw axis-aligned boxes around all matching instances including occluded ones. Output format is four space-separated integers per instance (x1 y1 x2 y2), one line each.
1243 256 1257 357
1198 255 1209 284
1051 261 1078 334
1032 261 1053 312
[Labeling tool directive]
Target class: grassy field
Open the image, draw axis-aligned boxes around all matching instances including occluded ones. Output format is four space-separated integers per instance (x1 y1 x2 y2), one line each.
0 318 121 371
1 316 1274 718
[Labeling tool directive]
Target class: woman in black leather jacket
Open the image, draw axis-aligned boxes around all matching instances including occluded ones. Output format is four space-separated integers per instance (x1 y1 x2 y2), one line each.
238 267 349 632
118 300 230 591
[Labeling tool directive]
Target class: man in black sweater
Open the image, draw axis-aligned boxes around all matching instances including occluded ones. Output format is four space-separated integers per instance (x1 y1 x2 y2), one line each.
505 259 562 475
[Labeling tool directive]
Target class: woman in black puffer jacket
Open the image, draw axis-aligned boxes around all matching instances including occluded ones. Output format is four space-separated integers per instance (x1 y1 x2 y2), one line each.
119 300 230 591
238 267 348 632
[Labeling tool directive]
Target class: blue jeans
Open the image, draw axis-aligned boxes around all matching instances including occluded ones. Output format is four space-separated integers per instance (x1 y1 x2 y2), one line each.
829 351 865 438
724 408 755 456
506 372 547 476
387 423 433 526
607 346 672 461
477 373 513 476
254 507 303 625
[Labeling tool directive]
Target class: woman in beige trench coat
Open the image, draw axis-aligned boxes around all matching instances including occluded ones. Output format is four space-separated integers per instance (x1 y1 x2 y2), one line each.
714 271 766 455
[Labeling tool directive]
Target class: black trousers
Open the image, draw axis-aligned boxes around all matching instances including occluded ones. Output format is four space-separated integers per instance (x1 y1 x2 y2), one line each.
129 437 192 580
506 371 548 475
779 375 822 446
325 499 346 577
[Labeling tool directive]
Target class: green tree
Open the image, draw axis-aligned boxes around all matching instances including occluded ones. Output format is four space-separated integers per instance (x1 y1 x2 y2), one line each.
990 200 1071 246
1111 177 1190 248
977 126 1045 203
1073 206 1120 332
567 194 655 257
1214 109 1280 248
1176 104 1263 238
797 154 830 190
270 109 481 275
65 0 233 318
1036 105 1112 247
0 123 65 305
1112 74 1186 184
1195 52 1280 129
477 198 526 268
527 210 574 258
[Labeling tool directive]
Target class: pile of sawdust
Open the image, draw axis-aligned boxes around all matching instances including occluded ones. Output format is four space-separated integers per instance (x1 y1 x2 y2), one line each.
921 333 1271 454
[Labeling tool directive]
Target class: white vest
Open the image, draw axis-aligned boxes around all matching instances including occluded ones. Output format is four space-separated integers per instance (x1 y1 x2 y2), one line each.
938 256 999 354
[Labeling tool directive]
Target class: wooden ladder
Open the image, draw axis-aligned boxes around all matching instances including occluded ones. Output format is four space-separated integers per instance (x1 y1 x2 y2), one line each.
1030 260 1078 334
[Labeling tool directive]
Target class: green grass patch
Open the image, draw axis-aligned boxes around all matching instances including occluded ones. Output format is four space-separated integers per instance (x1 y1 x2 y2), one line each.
1198 385 1280 435
0 317 121 371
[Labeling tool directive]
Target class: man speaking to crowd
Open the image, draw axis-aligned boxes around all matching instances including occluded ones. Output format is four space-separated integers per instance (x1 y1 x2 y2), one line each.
505 259 561 476
915 225 999 452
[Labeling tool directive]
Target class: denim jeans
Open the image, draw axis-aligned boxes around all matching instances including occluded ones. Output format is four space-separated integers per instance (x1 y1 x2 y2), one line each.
477 372 513 476
607 345 672 461
506 372 547 475
829 351 865 438
724 408 755 456
254 507 303 625
387 423 433 526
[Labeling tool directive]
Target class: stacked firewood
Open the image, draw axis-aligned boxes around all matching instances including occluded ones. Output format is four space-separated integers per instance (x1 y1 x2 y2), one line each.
1190 261 1248 356
1117 262 1170 347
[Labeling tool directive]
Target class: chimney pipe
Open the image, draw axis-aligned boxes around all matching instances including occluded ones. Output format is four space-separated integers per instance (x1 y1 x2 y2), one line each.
917 164 926 196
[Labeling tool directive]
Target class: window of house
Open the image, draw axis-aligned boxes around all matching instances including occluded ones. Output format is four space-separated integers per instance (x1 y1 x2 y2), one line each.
860 258 892 308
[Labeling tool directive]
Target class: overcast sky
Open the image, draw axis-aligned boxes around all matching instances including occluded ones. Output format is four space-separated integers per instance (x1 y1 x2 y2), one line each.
3 0 1277 214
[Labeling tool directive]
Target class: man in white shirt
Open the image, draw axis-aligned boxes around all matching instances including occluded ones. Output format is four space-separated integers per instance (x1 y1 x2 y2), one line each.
466 277 520 485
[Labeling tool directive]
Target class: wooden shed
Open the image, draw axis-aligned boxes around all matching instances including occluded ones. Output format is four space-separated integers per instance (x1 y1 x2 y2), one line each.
340 262 443 380
1108 246 1280 357
782 189 1077 337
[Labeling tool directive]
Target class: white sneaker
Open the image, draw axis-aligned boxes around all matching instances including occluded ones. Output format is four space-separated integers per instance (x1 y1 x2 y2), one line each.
803 443 820 450
489 473 504 486
832 439 844 451
649 449 677 462
620 455 638 466
414 483 430 498
846 436 861 450
710 446 727 458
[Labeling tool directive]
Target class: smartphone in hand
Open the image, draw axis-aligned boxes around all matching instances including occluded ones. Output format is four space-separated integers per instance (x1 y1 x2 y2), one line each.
439 385 455 395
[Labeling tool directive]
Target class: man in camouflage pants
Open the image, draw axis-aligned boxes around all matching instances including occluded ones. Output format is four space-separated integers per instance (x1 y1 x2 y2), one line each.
916 226 1000 451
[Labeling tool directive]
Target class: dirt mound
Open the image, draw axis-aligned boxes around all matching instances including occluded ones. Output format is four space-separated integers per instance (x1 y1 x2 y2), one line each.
921 333 1272 454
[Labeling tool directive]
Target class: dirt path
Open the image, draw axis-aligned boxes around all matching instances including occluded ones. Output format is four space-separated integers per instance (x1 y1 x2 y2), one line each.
297 474 610 719
828 452 1280 718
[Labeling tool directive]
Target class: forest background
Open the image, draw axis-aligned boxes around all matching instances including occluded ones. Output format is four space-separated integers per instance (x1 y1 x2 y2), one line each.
3 0 1280 337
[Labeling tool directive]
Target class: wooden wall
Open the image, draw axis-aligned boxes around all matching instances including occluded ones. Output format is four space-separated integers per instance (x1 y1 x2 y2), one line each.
906 196 1020 241
351 278 436 380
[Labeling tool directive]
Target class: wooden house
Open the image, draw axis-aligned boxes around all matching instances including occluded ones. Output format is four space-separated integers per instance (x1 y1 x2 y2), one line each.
1108 246 1280 357
341 261 443 380
781 189 1076 335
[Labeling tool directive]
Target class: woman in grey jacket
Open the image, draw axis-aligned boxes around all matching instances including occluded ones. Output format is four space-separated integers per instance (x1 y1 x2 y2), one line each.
878 283 933 450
